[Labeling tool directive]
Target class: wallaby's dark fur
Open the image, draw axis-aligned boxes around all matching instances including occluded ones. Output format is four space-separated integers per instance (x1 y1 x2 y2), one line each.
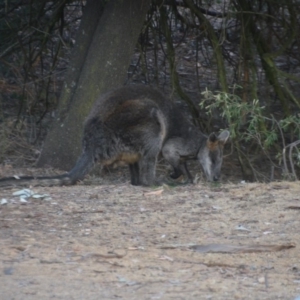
0 85 229 187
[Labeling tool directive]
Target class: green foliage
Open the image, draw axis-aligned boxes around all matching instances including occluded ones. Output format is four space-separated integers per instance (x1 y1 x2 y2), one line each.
279 115 300 136
200 87 266 142
200 88 300 179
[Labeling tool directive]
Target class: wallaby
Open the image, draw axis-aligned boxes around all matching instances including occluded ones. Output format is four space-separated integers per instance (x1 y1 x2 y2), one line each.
0 85 229 187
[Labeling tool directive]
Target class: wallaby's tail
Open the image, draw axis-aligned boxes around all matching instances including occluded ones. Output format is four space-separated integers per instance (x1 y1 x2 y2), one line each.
153 108 167 145
0 152 94 187
0 173 71 187
67 151 94 184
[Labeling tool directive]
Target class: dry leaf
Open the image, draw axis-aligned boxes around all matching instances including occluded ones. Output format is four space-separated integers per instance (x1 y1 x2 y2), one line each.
143 189 164 196
159 255 174 261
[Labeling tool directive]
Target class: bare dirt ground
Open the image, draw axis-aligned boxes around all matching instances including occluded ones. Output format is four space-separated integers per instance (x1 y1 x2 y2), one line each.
0 165 300 300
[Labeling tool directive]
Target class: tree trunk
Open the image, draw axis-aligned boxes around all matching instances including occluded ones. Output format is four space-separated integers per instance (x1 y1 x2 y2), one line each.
56 0 106 121
37 0 151 170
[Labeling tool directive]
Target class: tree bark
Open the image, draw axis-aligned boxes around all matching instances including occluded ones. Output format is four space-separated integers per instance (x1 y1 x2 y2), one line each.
37 0 151 170
56 0 106 121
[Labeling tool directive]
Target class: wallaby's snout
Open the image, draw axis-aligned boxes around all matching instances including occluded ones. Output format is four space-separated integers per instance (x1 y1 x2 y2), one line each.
213 175 220 182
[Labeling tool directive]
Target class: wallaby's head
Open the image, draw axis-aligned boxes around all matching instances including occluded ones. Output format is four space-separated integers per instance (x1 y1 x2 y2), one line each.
197 130 230 182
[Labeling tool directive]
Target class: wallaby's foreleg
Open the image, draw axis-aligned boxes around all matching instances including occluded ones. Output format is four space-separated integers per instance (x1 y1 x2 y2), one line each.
170 162 193 183
181 162 193 183
170 167 182 179
162 142 194 183
162 145 181 178
129 162 140 185
170 161 193 182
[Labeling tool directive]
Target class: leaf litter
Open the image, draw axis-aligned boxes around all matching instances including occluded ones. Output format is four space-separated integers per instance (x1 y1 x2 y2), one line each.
0 179 300 299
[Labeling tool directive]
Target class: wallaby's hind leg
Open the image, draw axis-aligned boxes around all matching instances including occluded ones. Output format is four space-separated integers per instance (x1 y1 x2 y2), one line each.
138 155 158 186
129 163 140 185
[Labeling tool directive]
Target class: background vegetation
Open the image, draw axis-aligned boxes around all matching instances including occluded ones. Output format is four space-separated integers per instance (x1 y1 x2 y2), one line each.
0 0 299 181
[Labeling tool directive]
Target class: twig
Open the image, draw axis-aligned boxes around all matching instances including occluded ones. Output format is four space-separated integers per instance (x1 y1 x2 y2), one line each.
284 140 300 180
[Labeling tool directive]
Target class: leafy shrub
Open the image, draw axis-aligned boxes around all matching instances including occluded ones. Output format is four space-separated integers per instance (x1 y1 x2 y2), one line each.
200 88 300 180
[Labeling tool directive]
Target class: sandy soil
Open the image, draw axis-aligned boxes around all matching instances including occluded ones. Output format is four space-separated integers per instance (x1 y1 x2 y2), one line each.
0 169 300 299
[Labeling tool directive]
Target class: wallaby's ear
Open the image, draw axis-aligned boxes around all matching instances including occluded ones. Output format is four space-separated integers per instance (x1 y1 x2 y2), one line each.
207 131 230 150
217 130 230 145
